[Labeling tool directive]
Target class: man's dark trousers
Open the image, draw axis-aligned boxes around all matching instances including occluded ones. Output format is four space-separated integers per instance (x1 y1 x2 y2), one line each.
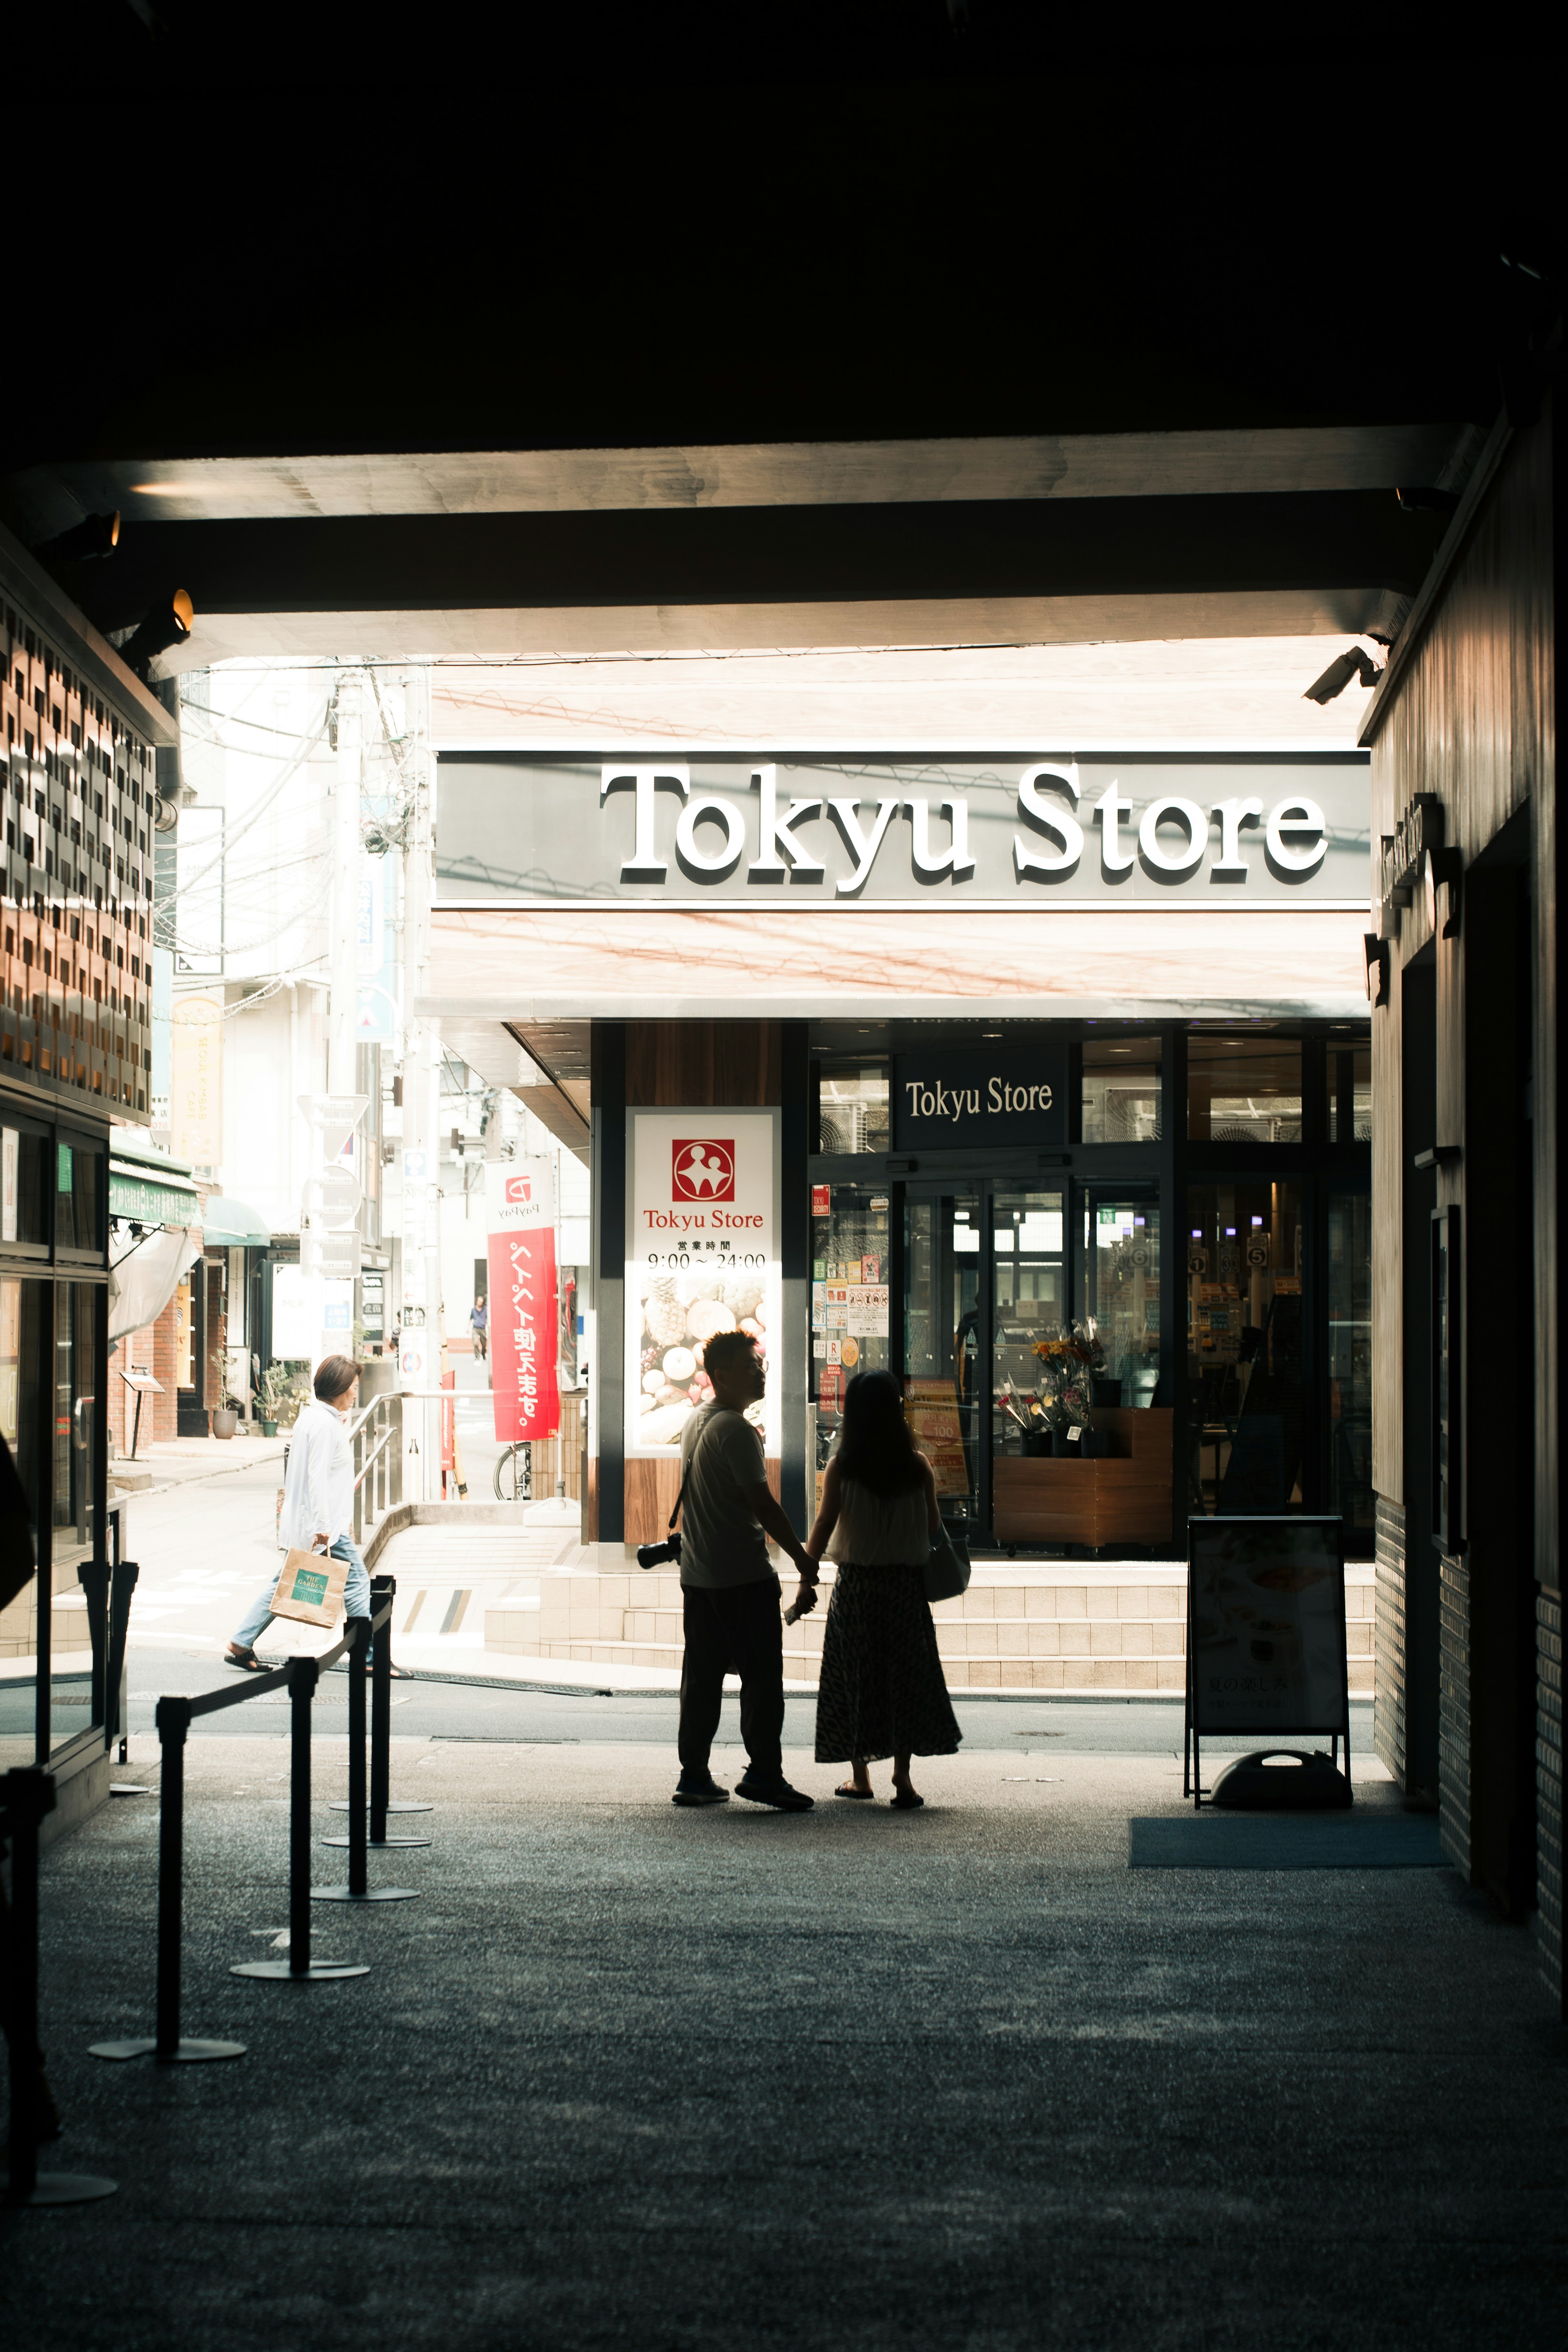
678 1575 785 1779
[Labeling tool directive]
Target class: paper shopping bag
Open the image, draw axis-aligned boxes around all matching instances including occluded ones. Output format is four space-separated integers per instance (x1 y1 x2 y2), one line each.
270 1545 349 1628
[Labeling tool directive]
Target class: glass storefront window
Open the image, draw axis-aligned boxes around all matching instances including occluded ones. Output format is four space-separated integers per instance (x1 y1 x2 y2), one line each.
902 1190 981 1528
1327 1043 1372 1143
1077 1194 1161 1403
0 1276 45 1763
1 1122 51 1246
1187 1034 1303 1143
56 1136 105 1254
991 1189 1065 1455
814 1064 890 1154
51 1281 98 1749
1329 1189 1373 1552
811 1180 892 1482
1187 1178 1305 1515
1081 1038 1161 1143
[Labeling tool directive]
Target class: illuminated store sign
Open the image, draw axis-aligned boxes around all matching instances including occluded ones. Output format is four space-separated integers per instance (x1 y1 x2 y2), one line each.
893 1047 1069 1150
435 753 1370 908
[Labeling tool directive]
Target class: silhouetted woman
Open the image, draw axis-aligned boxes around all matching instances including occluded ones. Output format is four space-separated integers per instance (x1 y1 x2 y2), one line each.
806 1368 962 1809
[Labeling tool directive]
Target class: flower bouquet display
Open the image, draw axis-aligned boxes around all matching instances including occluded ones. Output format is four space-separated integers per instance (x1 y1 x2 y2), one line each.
1030 1320 1106 1453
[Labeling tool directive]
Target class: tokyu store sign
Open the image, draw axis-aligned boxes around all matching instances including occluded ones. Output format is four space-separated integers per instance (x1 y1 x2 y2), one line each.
626 1109 781 1465
436 753 1369 907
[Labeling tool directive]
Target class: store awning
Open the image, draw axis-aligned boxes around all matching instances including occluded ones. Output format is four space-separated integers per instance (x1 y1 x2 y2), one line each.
109 1156 199 1227
200 1195 272 1247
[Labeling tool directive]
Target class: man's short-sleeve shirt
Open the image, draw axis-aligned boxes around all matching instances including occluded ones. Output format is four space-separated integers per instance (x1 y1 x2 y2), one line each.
677 1403 772 1588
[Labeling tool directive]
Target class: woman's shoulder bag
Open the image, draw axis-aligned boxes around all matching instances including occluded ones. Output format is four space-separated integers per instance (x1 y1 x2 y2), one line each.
924 1519 971 1604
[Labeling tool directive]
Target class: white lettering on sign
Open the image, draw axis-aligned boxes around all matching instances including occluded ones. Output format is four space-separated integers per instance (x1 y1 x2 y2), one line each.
1014 764 1083 876
1265 796 1327 873
905 1078 1054 1122
587 763 1345 893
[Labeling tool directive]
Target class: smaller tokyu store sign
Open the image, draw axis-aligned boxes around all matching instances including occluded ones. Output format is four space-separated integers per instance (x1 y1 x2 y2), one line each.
893 1046 1068 1151
626 1110 780 1462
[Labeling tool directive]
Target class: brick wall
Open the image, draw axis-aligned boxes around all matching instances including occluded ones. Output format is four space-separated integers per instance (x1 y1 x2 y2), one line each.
107 1300 181 1451
1539 1593 1563 2004
1439 1550 1471 1878
1374 1495 1406 1783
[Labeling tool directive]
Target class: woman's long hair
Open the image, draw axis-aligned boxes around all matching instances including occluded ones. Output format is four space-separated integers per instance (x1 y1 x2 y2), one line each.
834 1368 925 1497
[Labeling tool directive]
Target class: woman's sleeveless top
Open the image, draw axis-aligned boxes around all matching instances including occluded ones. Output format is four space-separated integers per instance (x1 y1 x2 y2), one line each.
832 1472 929 1566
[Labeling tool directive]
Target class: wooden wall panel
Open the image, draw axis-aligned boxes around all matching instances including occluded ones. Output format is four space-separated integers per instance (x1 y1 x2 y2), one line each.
625 1020 782 1107
624 1452 782 1548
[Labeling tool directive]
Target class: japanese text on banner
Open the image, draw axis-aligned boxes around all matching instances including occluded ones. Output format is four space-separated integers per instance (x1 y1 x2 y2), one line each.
486 1159 560 1443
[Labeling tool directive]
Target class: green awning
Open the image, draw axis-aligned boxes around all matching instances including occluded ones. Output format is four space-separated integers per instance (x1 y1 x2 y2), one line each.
109 1157 199 1227
200 1195 272 1247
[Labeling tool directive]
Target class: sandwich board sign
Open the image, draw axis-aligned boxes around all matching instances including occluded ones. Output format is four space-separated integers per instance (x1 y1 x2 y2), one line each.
1184 1516 1350 1806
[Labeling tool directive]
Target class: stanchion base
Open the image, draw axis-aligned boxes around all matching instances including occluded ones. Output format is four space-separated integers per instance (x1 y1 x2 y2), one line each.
109 1784 149 1797
320 1833 431 1849
312 1884 419 1902
229 1960 371 1980
5 2172 118 2205
89 2036 247 2063
329 1799 434 1813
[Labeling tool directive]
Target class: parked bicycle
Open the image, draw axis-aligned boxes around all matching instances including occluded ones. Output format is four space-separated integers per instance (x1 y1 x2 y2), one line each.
493 1443 532 1503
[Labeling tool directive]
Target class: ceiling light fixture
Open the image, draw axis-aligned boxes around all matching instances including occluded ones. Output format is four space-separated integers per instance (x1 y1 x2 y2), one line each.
35 510 120 564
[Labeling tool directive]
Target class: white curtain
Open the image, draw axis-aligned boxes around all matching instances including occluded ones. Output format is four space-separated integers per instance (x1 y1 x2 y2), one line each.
108 1225 203 1343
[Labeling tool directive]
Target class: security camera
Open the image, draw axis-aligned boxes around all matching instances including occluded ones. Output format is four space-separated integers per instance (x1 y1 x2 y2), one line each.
1303 647 1382 706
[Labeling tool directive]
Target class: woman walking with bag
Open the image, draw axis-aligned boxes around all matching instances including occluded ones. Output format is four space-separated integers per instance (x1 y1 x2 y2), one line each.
807 1368 962 1809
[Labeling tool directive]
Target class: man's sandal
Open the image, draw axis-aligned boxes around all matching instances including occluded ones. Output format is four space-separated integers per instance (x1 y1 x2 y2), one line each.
225 1646 270 1672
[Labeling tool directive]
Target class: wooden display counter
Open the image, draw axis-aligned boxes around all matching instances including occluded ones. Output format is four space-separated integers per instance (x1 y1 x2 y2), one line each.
991 1408 1173 1550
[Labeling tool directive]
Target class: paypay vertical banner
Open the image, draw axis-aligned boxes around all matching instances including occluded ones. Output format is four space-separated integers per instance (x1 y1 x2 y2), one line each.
487 1158 559 1443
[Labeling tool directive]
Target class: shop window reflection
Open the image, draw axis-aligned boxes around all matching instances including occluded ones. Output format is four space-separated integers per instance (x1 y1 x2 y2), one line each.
991 1192 1065 1452
1327 1043 1372 1143
901 1191 980 1528
1077 1196 1161 1403
1187 1033 1302 1143
51 1281 98 1749
813 1064 890 1155
1081 1038 1161 1143
1 1122 51 1247
811 1181 891 1500
0 1276 44 1762
1188 1180 1305 1516
1329 1190 1374 1553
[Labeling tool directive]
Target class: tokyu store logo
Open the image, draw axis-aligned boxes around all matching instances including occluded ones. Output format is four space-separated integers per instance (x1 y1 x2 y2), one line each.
433 753 1370 909
672 1139 735 1202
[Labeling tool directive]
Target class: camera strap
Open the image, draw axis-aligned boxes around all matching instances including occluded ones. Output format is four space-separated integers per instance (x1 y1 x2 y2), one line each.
667 1409 730 1531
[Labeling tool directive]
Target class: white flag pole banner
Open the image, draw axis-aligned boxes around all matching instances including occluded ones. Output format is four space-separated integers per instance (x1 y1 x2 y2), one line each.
626 1109 781 1462
486 1158 560 1444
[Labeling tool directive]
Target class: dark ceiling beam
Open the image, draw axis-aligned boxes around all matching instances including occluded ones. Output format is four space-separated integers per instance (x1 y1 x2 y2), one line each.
69 492 1439 630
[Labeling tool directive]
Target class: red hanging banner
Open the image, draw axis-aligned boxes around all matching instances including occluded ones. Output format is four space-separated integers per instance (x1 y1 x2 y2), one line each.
486 1158 560 1443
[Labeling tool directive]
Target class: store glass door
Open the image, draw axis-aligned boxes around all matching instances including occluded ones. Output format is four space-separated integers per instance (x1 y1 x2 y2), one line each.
902 1188 983 1531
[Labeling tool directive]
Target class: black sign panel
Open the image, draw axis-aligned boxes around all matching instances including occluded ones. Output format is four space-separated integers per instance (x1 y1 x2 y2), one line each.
892 1049 1067 1151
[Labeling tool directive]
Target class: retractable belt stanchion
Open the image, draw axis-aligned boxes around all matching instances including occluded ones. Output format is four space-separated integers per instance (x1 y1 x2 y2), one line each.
4 1768 117 2205
91 1696 247 2061
326 1577 430 1849
316 1603 419 1901
233 1653 372 1977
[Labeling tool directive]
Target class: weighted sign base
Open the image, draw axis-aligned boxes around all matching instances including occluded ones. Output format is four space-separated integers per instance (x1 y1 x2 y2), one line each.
320 1832 430 1849
7 2172 118 2206
329 1798 433 1813
89 2037 246 2063
312 1884 419 1902
230 1959 371 1980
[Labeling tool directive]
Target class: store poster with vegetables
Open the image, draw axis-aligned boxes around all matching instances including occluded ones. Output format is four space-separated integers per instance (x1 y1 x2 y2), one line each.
626 1110 780 1461
1187 1518 1346 1732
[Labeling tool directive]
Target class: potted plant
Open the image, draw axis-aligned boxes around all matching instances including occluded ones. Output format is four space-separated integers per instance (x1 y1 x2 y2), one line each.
212 1397 242 1441
254 1355 296 1438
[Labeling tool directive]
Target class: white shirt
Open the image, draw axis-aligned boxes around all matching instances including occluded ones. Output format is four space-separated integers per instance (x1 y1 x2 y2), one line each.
278 1397 355 1549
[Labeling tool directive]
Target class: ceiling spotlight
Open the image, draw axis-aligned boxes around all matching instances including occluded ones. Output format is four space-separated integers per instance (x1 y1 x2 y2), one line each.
35 510 121 564
120 589 194 679
1396 486 1461 521
1303 646 1382 706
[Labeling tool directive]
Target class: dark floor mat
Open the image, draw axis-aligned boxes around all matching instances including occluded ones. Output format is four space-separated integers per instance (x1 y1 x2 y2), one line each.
1128 1813 1446 1869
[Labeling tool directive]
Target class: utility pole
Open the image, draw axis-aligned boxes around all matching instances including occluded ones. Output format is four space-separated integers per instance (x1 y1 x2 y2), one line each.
397 667 441 1495
329 667 361 1094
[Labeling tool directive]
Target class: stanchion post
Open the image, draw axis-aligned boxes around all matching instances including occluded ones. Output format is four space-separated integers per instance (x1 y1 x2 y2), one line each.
370 1577 392 1843
288 1655 317 1976
347 1621 368 1899
154 1697 189 2056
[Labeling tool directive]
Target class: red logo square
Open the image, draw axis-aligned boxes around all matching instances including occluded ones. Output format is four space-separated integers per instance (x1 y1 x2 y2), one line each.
672 1138 735 1202
505 1174 532 1203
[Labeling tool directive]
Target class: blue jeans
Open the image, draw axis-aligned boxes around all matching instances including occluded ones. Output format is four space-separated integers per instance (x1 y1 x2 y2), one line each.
233 1535 370 1650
